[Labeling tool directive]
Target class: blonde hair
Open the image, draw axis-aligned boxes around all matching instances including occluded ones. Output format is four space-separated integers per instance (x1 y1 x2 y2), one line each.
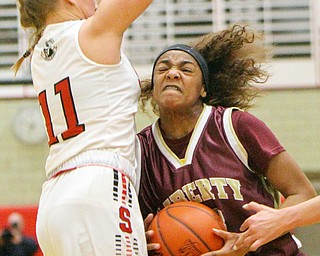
12 0 57 75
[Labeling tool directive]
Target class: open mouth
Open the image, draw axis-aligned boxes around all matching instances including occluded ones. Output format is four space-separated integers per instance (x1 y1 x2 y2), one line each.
164 85 181 91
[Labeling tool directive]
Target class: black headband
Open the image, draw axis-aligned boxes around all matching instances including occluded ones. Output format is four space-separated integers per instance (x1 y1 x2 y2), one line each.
151 44 210 99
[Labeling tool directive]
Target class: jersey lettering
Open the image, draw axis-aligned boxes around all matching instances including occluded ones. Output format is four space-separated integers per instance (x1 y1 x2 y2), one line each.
163 177 244 207
119 206 133 233
38 90 59 145
38 77 85 146
55 77 85 141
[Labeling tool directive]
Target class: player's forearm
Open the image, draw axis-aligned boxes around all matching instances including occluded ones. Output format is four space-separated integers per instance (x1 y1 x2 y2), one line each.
284 196 320 229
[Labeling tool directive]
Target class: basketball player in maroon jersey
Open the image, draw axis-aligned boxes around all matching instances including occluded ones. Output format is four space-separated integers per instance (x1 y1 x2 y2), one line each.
137 25 316 255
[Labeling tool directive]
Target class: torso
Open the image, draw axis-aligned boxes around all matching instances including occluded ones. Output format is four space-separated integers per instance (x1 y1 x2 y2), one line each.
138 105 303 255
31 21 140 179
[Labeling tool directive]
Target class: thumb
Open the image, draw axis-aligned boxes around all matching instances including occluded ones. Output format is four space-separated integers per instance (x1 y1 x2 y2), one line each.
243 201 269 213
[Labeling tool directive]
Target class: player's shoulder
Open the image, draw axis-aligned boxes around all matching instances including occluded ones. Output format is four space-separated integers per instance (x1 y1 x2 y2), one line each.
227 108 261 126
214 106 264 135
137 124 153 140
208 105 244 122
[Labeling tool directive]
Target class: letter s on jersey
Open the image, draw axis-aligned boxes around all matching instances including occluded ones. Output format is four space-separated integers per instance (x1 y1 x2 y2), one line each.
119 206 132 233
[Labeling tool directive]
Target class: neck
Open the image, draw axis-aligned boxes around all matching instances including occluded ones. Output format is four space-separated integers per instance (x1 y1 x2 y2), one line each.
46 4 84 25
159 103 204 139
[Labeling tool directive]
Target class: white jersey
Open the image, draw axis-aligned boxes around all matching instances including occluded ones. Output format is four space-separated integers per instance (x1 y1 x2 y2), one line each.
31 20 140 181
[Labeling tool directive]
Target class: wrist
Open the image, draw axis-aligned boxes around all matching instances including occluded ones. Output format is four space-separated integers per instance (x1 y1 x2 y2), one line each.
281 206 301 231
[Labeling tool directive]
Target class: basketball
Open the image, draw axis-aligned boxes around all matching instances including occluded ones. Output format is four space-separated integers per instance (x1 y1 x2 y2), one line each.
147 201 226 255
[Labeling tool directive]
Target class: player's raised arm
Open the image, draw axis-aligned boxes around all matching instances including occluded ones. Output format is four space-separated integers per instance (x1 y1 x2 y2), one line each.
80 0 153 64
92 0 153 35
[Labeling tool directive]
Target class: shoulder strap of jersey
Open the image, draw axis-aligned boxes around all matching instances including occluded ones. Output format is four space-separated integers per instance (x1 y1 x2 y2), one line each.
223 107 282 208
223 107 254 173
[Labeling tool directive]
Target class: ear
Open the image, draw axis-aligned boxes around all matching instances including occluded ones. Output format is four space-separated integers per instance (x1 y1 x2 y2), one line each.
200 86 207 98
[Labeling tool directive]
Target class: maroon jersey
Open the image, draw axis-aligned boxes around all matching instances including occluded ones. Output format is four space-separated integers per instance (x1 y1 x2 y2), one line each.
138 105 304 256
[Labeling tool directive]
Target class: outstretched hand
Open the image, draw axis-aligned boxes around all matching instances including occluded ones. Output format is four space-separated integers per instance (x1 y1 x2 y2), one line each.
144 213 160 252
201 229 248 256
233 202 287 252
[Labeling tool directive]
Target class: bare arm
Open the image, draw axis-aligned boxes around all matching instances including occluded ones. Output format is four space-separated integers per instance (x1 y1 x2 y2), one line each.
233 196 320 251
233 151 317 252
80 0 153 64
200 117 316 255
265 151 316 208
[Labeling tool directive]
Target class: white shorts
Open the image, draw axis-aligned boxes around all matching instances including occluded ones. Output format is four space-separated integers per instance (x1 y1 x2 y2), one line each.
36 165 147 256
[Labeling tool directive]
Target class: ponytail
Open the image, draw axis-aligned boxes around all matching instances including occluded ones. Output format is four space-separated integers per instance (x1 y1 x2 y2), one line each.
12 49 31 76
13 0 55 76
12 27 44 76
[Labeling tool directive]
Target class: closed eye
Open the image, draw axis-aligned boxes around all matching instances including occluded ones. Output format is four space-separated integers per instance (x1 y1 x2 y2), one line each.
158 67 169 72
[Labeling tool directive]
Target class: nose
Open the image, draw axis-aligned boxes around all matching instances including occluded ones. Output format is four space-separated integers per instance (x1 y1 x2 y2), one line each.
167 69 180 79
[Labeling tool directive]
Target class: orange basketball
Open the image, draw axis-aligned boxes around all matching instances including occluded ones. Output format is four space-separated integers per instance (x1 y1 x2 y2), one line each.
147 201 226 255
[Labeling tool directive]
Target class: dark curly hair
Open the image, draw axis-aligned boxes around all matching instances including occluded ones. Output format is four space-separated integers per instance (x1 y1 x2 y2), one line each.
139 24 272 115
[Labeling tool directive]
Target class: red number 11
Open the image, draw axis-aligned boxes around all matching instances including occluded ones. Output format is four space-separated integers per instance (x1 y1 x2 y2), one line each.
38 77 85 146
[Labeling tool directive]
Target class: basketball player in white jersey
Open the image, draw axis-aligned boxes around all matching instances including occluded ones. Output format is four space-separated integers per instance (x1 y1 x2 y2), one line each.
13 0 153 255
